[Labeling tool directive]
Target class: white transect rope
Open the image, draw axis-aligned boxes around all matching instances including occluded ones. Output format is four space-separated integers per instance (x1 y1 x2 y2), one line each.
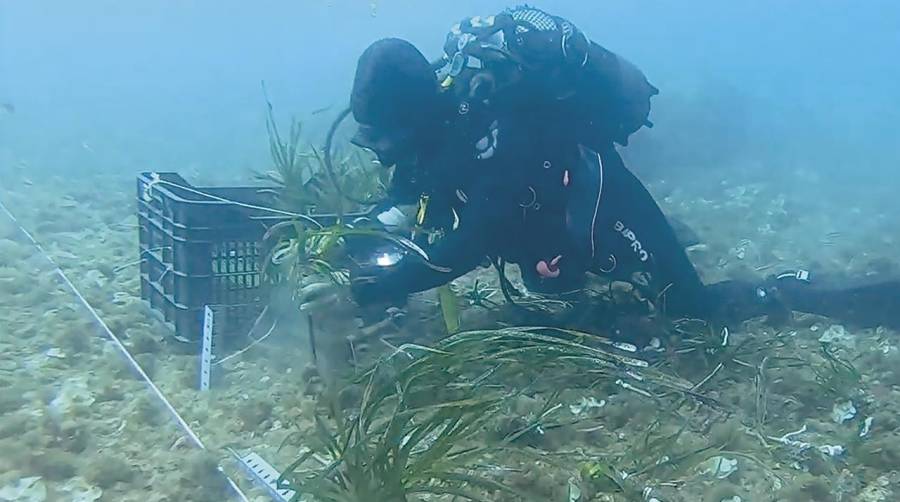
0 196 250 502
147 176 435 264
148 178 324 229
214 318 279 367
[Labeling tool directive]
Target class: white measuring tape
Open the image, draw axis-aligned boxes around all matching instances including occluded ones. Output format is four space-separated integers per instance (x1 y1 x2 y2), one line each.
0 196 250 501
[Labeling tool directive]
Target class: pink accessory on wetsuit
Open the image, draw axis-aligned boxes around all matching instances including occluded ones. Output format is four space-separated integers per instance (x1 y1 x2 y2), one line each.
536 255 563 278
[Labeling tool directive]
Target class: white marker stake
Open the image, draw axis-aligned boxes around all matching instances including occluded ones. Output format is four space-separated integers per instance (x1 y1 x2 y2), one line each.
200 306 214 390
232 450 296 502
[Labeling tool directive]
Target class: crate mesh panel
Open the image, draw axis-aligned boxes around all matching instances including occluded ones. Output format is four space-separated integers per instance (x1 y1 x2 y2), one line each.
136 172 285 339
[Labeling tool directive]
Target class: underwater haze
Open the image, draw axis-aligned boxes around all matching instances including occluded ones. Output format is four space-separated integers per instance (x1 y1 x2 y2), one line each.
3 1 899 181
3 2 900 502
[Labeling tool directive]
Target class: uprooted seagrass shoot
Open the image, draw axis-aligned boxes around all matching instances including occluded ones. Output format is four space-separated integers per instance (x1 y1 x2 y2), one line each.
251 103 878 502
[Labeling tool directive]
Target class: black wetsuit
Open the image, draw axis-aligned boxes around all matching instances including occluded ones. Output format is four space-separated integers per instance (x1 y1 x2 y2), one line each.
350 7 900 332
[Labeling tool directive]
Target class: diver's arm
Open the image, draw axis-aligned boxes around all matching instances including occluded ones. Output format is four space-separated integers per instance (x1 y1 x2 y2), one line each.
350 185 498 306
349 241 478 306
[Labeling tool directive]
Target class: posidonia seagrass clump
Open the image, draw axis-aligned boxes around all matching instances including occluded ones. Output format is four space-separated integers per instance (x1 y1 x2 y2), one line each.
255 91 387 215
276 326 715 502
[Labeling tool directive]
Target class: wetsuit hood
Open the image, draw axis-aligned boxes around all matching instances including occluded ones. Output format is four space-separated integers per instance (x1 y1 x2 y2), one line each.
350 38 443 165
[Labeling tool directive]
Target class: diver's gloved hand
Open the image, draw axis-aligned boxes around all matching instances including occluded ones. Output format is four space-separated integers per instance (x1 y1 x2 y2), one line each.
296 277 354 313
297 265 407 313
297 272 409 348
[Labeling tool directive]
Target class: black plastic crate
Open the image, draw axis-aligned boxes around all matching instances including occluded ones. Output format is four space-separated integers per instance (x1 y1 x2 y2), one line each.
136 172 292 340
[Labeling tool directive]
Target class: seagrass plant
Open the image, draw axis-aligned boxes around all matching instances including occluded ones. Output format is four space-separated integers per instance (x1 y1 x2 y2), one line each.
277 364 512 501
255 89 387 214
276 326 708 502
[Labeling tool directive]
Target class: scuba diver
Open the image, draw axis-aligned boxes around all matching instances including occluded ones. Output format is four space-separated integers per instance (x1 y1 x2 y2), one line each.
308 6 900 335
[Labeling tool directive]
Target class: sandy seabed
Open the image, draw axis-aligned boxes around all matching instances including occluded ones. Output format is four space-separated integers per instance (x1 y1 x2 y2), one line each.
2 160 900 502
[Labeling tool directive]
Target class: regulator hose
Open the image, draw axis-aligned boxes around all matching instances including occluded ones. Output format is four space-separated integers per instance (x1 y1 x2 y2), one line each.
323 106 385 208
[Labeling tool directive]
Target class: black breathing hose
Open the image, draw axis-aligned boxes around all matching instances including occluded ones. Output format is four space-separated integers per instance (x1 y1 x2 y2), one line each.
323 106 385 209
325 57 451 211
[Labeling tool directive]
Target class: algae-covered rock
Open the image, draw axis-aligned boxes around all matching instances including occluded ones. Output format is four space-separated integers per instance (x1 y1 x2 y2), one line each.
0 413 30 439
133 394 164 426
858 474 893 502
708 418 751 450
127 330 161 355
237 399 273 431
0 387 26 414
0 476 46 502
58 476 102 502
48 376 95 422
699 456 739 479
133 353 156 379
27 450 77 480
86 456 135 488
702 482 746 502
56 419 91 454
831 400 856 424
55 327 92 356
171 450 229 502
793 475 833 501
93 384 125 403
819 324 854 349
0 238 33 262
858 432 900 470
